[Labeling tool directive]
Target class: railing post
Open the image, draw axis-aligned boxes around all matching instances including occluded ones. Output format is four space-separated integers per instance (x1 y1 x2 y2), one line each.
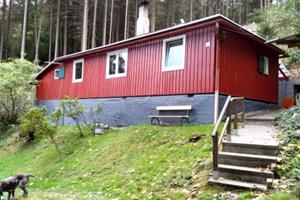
233 100 238 135
241 99 245 128
226 103 231 142
212 132 219 179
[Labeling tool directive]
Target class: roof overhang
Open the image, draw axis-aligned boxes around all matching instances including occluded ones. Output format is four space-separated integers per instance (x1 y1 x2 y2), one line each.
266 33 300 48
36 14 284 79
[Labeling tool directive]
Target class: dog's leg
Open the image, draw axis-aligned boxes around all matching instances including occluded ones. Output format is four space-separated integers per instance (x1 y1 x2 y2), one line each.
7 192 11 200
19 184 28 197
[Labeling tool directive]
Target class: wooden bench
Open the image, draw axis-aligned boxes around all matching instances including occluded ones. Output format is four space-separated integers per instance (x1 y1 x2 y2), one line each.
149 105 192 125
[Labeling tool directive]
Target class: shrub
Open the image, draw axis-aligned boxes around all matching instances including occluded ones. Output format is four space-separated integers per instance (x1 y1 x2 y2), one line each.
58 97 89 137
275 106 300 180
0 59 35 128
19 107 60 152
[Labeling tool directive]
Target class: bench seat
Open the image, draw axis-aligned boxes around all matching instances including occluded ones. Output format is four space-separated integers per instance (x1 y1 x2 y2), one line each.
149 105 192 125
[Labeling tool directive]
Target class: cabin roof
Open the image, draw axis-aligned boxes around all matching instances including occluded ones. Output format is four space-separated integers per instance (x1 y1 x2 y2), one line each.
36 14 284 79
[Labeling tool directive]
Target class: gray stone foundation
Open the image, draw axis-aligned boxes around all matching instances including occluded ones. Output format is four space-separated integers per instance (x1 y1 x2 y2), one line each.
218 95 279 113
37 94 216 126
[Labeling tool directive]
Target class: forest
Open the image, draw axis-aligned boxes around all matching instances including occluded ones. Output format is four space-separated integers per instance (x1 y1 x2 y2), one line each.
0 0 289 67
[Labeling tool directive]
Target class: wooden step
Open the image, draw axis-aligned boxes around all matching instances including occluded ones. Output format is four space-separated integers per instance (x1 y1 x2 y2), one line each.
222 141 279 156
208 177 267 190
244 118 273 126
218 152 278 167
218 164 274 184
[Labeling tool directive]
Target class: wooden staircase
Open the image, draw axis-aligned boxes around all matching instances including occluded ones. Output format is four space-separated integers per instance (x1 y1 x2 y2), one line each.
208 97 279 190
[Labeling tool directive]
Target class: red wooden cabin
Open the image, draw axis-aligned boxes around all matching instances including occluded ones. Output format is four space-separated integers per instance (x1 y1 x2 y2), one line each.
36 14 284 125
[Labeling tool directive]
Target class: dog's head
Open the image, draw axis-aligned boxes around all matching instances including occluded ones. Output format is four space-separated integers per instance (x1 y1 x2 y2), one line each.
0 182 3 196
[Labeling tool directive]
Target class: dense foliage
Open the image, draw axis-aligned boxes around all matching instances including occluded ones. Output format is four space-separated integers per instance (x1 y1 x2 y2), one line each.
257 0 300 67
274 106 300 180
0 59 35 130
19 107 60 152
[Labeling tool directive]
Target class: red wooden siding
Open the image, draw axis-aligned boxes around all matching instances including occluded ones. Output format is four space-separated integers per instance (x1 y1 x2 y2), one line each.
219 29 279 103
37 26 216 100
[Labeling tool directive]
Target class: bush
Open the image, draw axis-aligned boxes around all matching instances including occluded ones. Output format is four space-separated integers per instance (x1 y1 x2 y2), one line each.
0 59 35 128
19 107 60 152
275 106 300 180
58 96 89 137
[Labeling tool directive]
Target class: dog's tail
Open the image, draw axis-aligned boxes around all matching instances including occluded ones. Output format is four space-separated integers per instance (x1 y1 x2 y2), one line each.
26 175 35 178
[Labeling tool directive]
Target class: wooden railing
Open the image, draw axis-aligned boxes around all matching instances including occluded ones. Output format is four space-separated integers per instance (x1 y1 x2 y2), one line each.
211 96 245 179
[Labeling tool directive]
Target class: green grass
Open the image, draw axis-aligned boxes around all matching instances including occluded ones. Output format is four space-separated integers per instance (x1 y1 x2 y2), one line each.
0 124 223 200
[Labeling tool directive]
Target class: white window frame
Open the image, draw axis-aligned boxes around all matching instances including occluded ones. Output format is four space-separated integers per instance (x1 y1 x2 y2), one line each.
72 59 84 83
106 49 128 79
263 56 269 75
162 35 186 72
54 69 60 79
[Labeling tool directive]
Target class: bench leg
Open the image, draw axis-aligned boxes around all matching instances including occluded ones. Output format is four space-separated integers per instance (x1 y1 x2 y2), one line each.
151 117 160 125
181 117 189 125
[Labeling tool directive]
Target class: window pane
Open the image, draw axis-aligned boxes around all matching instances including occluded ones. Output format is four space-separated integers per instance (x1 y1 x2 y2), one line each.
118 52 127 74
166 39 184 68
55 70 60 78
109 55 117 75
75 62 82 79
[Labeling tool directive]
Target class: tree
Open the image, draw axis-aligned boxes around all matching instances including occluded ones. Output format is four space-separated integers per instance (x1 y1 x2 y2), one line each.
0 59 35 127
58 97 88 137
102 0 108 45
63 0 68 55
20 0 28 59
81 0 88 51
54 0 60 58
109 0 114 44
48 0 53 61
0 0 7 62
124 0 129 39
91 0 98 48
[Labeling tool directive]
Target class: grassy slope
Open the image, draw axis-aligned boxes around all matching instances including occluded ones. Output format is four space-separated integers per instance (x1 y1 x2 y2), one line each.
0 125 224 200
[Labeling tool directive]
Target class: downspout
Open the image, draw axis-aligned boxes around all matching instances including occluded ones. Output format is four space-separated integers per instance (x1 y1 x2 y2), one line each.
214 22 221 124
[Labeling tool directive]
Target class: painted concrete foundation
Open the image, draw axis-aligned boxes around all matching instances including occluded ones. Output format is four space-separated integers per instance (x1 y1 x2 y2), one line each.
37 94 216 126
278 78 300 104
218 95 279 113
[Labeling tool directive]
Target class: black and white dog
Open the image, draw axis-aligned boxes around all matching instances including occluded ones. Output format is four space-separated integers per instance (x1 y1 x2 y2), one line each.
0 174 34 200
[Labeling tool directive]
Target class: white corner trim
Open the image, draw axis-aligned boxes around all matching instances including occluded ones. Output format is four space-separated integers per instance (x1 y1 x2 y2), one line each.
106 48 128 79
72 58 84 83
162 34 186 72
54 69 60 79
214 91 219 124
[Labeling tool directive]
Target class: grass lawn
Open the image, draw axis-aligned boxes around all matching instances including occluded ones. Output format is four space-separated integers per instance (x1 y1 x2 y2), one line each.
0 124 226 200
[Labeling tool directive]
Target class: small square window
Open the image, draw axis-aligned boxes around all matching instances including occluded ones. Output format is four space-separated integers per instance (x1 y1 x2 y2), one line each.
73 59 84 82
162 35 186 71
258 54 269 75
54 68 65 79
106 49 128 78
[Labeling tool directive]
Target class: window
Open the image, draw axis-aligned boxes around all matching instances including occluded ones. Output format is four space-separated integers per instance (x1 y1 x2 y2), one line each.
258 54 269 75
162 35 186 71
73 59 84 82
54 68 65 79
106 49 128 78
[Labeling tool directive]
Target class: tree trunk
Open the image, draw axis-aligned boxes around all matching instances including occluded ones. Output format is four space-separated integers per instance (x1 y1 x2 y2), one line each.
63 0 68 55
124 0 129 39
91 0 98 48
48 0 53 61
20 0 28 59
109 0 114 44
0 0 7 62
102 0 108 45
54 0 61 59
190 0 193 21
34 0 41 67
5 0 12 59
81 0 88 51
150 0 156 32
